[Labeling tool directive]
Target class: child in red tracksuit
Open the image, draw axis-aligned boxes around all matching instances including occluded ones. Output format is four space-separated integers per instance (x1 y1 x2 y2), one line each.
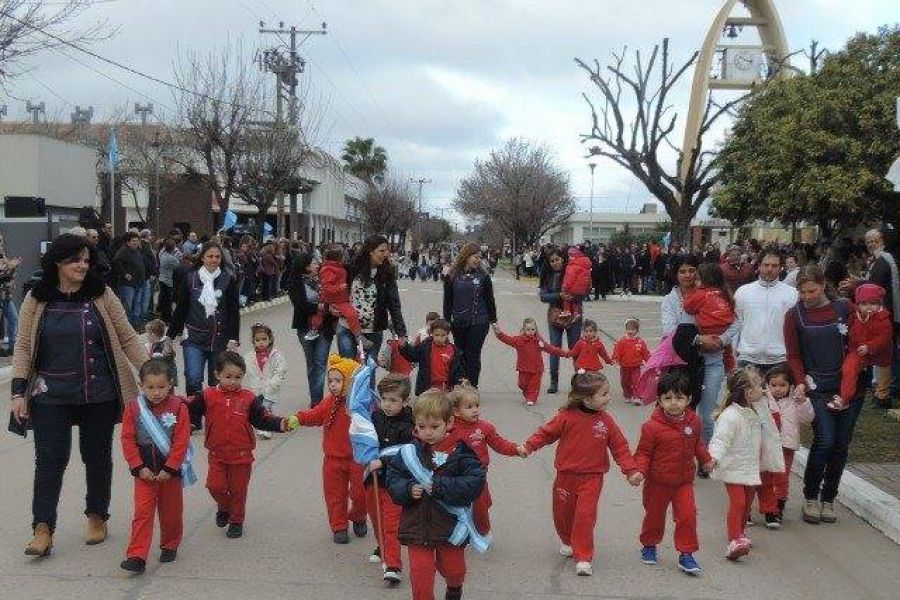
562 247 593 316
190 351 297 539
120 358 192 574
385 390 486 600
306 245 363 344
683 263 736 371
365 374 415 584
520 372 642 576
634 371 713 575
378 330 415 378
492 317 562 405
612 318 650 404
830 283 894 410
546 319 613 374
447 385 523 536
296 354 369 544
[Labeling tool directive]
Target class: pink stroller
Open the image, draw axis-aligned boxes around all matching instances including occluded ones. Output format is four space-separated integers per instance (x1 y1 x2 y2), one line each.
634 335 687 405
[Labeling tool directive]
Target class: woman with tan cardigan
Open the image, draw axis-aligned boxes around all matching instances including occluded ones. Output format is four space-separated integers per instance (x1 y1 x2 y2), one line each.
10 234 148 557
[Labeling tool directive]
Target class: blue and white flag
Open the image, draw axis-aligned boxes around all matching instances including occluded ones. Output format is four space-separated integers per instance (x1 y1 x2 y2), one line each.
348 358 380 467
137 395 197 487
108 128 119 170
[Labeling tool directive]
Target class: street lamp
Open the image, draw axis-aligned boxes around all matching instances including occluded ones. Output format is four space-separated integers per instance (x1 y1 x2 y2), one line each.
588 162 597 243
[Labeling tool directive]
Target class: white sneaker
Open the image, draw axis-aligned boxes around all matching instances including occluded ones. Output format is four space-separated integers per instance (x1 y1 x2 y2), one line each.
575 561 592 576
383 569 401 584
256 430 272 440
526 401 535 406
304 330 321 341
558 544 573 557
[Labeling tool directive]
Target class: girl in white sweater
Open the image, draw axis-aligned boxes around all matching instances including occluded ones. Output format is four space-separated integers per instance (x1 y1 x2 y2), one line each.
708 367 783 561
243 323 289 439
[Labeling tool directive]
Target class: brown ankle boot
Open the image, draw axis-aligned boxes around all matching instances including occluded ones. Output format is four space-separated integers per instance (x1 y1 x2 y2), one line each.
25 523 53 556
85 514 107 545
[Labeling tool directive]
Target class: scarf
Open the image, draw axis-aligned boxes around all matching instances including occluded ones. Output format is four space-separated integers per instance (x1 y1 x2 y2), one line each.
872 250 900 321
198 267 221 318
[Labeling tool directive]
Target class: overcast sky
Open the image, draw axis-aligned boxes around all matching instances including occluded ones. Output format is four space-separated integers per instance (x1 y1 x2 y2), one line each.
2 0 898 224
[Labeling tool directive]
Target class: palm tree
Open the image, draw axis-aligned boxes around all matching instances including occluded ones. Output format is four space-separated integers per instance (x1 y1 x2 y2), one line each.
341 136 388 185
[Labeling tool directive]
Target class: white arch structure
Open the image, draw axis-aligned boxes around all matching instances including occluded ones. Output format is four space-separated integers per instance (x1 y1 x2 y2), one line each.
679 0 792 191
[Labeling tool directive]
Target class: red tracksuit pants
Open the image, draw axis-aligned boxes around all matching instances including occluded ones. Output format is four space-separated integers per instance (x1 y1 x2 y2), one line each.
773 448 795 502
517 371 541 403
840 352 874 403
639 481 698 553
126 477 183 559
473 482 492 535
365 481 403 570
552 472 603 562
207 460 252 524
725 483 755 541
751 473 780 516
408 544 466 600
323 456 367 532
620 366 641 399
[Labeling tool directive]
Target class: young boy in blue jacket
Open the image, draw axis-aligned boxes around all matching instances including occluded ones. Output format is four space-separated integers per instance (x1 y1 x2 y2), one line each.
385 389 486 600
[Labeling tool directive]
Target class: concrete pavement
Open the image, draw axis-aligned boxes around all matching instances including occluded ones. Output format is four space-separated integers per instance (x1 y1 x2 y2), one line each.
1 273 899 599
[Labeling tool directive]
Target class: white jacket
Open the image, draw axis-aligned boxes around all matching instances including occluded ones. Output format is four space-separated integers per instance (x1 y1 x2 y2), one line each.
734 279 798 365
709 404 762 485
754 398 786 474
243 348 288 402
768 390 815 451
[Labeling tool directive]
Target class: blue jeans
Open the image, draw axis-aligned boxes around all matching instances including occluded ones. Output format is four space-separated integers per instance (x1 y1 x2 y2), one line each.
298 329 333 407
547 318 583 380
803 395 863 503
337 325 383 363
183 343 218 397
138 280 151 324
0 297 18 351
117 285 141 326
698 352 726 443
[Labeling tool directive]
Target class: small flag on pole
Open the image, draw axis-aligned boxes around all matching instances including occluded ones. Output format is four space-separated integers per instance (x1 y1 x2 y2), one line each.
348 358 380 468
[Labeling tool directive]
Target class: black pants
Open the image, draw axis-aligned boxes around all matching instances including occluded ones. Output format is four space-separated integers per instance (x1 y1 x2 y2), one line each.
451 323 491 387
158 282 174 325
30 401 117 531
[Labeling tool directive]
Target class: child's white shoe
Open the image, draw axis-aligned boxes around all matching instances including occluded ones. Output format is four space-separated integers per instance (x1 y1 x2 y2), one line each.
575 561 592 576
558 544 573 557
256 430 272 440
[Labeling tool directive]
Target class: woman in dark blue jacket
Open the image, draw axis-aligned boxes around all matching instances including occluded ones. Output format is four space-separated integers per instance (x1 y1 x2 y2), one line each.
442 243 497 387
539 247 584 393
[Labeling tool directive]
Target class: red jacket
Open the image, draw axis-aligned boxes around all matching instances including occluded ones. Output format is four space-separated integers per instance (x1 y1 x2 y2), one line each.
319 260 350 304
495 330 559 373
563 254 593 296
612 336 650 368
548 338 612 371
682 287 734 335
387 338 414 377
121 394 191 476
193 387 285 464
848 307 893 367
296 393 353 458
634 407 711 486
524 407 636 475
447 418 518 468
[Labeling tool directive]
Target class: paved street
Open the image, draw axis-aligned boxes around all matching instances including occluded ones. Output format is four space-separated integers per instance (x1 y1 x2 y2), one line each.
1 272 899 600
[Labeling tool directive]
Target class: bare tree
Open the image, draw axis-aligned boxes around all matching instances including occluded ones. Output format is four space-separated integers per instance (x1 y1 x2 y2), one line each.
0 0 110 82
575 38 749 244
455 138 574 248
361 177 416 243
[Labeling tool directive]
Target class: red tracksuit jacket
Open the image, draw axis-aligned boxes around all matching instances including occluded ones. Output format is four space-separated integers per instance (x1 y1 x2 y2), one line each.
447 419 519 468
495 331 558 373
319 260 350 304
682 287 735 336
563 255 593 296
387 338 414 377
634 407 711 486
192 387 284 464
524 407 637 475
296 393 353 458
612 336 650 369
848 307 893 367
556 338 613 372
121 394 191 476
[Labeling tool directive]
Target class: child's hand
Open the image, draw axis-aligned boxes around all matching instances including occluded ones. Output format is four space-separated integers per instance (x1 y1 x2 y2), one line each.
283 415 300 432
410 484 425 499
516 444 529 458
627 472 644 487
858 344 869 356
369 459 383 471
138 467 154 482
156 470 172 483
704 460 717 472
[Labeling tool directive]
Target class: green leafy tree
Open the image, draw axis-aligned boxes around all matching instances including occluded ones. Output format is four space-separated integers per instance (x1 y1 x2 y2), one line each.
714 27 900 237
341 137 388 185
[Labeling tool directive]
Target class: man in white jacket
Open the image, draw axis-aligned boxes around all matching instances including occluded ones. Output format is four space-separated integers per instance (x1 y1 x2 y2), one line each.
733 250 798 373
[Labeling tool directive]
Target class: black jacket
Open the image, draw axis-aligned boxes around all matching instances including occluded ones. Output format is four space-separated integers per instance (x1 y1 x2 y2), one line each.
288 267 335 334
113 245 146 288
399 339 465 396
345 265 407 336
386 439 486 547
868 254 898 323
366 406 415 486
168 269 240 353
443 269 497 326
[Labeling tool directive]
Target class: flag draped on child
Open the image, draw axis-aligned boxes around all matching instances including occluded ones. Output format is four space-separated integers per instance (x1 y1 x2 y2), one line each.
348 358 380 468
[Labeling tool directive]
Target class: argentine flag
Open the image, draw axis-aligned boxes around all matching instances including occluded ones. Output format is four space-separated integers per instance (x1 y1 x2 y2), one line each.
348 358 380 467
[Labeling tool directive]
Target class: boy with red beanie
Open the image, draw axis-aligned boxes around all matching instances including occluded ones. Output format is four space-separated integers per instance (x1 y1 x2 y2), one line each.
612 318 651 404
296 354 369 544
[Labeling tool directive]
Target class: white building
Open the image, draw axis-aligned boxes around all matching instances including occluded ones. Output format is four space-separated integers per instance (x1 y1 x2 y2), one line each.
545 203 670 246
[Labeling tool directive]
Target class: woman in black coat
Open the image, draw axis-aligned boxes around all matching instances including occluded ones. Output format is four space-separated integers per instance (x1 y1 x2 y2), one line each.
442 242 497 387
288 251 334 407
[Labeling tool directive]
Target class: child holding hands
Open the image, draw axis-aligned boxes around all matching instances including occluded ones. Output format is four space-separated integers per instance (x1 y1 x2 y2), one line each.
520 372 642 576
612 318 650 405
492 318 560 405
546 319 613 375
243 323 288 440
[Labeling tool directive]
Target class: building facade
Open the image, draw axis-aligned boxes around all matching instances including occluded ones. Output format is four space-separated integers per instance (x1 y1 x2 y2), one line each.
545 203 670 246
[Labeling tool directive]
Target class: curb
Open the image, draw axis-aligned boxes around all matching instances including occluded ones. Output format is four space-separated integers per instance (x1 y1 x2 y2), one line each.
0 296 291 384
792 447 900 544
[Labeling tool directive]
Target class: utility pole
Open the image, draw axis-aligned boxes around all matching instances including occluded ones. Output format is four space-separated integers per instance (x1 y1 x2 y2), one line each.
25 100 45 124
259 20 326 240
588 162 596 243
133 103 157 231
410 177 431 249
71 105 94 127
134 102 153 126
